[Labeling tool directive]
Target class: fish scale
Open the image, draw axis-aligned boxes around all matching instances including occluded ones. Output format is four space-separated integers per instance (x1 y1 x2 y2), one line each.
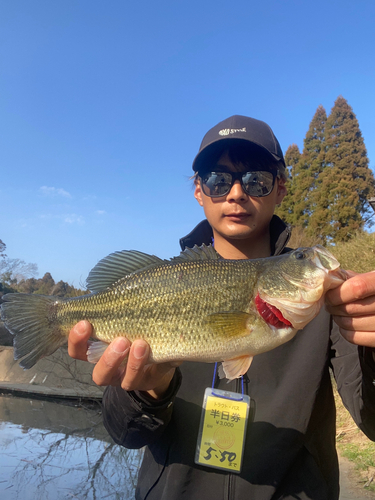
57 260 257 354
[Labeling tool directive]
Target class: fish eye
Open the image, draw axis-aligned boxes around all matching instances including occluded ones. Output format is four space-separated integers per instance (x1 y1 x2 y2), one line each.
295 250 306 260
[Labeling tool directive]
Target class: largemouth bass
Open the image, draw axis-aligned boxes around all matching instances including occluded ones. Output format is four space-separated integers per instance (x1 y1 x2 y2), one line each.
1 244 346 380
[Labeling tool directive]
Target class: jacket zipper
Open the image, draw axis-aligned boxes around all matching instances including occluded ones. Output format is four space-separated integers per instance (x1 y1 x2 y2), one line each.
227 375 250 500
227 377 241 500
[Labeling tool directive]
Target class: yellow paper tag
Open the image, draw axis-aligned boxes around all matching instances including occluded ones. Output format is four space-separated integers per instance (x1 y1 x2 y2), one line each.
195 388 250 473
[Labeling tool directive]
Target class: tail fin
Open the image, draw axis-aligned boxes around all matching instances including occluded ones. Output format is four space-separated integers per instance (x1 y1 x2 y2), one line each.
1 293 67 369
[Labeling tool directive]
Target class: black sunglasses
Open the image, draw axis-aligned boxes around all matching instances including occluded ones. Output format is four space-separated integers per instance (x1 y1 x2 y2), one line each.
199 170 280 198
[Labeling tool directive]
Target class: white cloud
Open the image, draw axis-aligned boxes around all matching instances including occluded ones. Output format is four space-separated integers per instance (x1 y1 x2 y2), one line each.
96 210 106 215
63 214 85 225
40 186 72 198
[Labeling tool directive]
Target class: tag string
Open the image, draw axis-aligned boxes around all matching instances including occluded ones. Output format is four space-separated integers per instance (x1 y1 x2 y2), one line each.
211 362 218 389
211 362 244 401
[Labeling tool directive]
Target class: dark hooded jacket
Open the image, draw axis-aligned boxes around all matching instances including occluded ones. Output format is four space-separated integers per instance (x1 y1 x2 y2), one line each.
102 216 375 500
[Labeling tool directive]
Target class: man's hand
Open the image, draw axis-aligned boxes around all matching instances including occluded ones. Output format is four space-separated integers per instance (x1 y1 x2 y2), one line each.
325 271 375 348
68 321 180 399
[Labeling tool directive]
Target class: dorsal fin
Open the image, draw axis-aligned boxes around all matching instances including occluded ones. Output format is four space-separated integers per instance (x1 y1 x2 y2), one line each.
86 244 220 293
86 250 167 292
170 244 220 264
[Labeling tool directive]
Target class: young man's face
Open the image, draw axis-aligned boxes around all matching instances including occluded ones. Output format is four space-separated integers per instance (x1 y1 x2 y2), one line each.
194 151 287 256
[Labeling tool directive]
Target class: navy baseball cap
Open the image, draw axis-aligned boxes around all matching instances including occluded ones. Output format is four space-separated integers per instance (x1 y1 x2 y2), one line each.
192 115 285 173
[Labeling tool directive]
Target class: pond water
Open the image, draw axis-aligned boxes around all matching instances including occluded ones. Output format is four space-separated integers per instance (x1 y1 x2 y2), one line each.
0 394 143 500
0 392 370 500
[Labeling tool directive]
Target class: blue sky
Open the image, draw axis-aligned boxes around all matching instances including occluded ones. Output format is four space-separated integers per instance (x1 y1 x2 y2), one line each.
1 0 375 287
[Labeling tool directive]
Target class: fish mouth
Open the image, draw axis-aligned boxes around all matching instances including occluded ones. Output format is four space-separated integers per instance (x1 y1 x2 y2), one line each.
312 245 348 289
312 245 340 271
255 294 293 329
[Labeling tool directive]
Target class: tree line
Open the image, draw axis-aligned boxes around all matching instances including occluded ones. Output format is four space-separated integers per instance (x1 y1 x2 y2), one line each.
276 96 375 244
0 239 86 299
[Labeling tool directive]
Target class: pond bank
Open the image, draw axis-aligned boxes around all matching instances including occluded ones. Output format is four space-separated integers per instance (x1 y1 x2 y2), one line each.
0 346 103 399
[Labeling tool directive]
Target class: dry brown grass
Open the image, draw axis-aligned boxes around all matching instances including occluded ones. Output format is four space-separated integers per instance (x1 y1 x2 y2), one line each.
289 227 375 274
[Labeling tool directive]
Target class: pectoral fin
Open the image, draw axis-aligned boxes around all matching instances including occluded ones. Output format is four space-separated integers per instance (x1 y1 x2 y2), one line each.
219 355 254 381
204 311 255 337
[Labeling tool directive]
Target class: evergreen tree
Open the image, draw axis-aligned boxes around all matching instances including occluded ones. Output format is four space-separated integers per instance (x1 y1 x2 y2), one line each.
279 97 374 244
317 96 375 242
302 104 327 187
295 105 327 233
302 105 328 240
275 144 301 224
277 105 327 235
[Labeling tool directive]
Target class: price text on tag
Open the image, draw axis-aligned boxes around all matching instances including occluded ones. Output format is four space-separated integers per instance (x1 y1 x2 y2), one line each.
195 388 250 473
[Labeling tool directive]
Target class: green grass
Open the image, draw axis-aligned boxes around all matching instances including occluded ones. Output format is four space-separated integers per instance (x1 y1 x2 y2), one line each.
335 383 375 492
339 442 375 470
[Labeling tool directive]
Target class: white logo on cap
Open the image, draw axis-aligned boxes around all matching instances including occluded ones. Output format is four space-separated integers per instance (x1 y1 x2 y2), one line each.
218 127 246 136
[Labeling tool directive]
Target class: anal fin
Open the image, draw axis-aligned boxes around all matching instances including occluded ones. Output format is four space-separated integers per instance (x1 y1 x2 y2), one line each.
218 355 254 381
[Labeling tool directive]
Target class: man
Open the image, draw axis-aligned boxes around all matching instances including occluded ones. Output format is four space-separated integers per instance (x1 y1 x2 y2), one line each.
69 115 375 499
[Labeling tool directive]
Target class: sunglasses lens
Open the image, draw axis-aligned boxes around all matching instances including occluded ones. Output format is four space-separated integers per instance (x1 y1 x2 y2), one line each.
201 171 276 198
241 171 275 197
201 172 233 197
